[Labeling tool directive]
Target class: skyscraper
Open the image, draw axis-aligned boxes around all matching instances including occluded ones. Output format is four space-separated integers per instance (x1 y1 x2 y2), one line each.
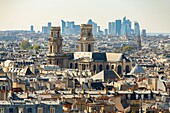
104 29 108 35
70 21 75 28
30 25 34 33
134 22 140 36
87 19 93 25
64 21 75 35
108 22 114 35
115 20 121 36
141 29 146 37
87 19 97 35
97 26 100 33
42 26 48 34
121 17 131 36
74 25 80 35
61 20 66 34
48 22 52 35
126 19 132 36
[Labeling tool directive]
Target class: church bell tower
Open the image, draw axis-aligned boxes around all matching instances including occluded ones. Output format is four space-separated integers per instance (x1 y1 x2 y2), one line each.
47 27 66 68
78 24 95 52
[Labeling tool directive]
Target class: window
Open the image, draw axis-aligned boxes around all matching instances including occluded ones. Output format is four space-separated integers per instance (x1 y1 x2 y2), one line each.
0 108 4 113
106 65 109 70
93 65 96 72
28 108 32 113
111 65 114 69
88 32 91 37
117 65 122 75
81 44 83 51
9 108 13 113
82 64 86 70
70 63 73 69
88 44 91 52
50 107 55 113
49 60 52 64
50 45 52 53
125 65 130 73
38 108 43 113
75 63 78 69
99 64 103 72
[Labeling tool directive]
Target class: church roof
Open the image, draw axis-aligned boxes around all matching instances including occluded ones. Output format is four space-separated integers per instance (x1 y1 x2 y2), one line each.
92 53 106 61
70 52 130 62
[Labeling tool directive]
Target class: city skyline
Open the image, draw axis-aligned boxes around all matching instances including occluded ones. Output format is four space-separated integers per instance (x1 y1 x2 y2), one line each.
0 0 170 33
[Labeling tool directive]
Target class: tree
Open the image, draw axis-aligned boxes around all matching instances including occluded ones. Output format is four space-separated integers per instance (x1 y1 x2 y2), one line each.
32 44 40 51
122 45 133 53
20 40 31 50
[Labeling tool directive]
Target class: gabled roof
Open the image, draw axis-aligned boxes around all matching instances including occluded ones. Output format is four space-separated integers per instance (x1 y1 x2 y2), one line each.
91 70 120 82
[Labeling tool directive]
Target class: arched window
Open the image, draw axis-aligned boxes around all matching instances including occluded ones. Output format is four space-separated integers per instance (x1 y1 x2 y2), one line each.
106 65 109 70
57 31 60 37
70 63 73 69
111 65 114 69
93 65 96 72
117 65 122 75
50 45 52 53
75 63 78 69
99 64 103 72
88 44 91 52
81 44 83 51
126 65 130 73
88 32 91 37
49 60 51 64
82 64 86 70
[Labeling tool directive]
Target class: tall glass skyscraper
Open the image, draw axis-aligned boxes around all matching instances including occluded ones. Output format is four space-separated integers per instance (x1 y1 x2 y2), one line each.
61 20 66 34
48 22 51 35
141 29 146 37
115 20 121 36
121 17 131 36
108 22 115 35
87 19 97 35
30 25 34 33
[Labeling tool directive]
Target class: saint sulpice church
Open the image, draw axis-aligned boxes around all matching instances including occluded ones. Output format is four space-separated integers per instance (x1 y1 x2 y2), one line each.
47 24 131 75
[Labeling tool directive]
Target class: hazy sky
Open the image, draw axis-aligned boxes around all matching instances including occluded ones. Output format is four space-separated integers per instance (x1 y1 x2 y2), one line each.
0 0 170 33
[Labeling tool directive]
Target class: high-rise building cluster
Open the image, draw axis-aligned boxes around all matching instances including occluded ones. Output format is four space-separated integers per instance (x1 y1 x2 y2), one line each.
31 17 146 37
41 22 52 35
61 20 80 35
107 16 145 36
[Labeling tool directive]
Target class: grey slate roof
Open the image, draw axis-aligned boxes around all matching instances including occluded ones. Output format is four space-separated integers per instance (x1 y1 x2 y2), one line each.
91 70 120 82
69 52 130 62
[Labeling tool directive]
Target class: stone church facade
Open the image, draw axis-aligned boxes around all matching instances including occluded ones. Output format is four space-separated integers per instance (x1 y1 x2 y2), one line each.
47 24 131 75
